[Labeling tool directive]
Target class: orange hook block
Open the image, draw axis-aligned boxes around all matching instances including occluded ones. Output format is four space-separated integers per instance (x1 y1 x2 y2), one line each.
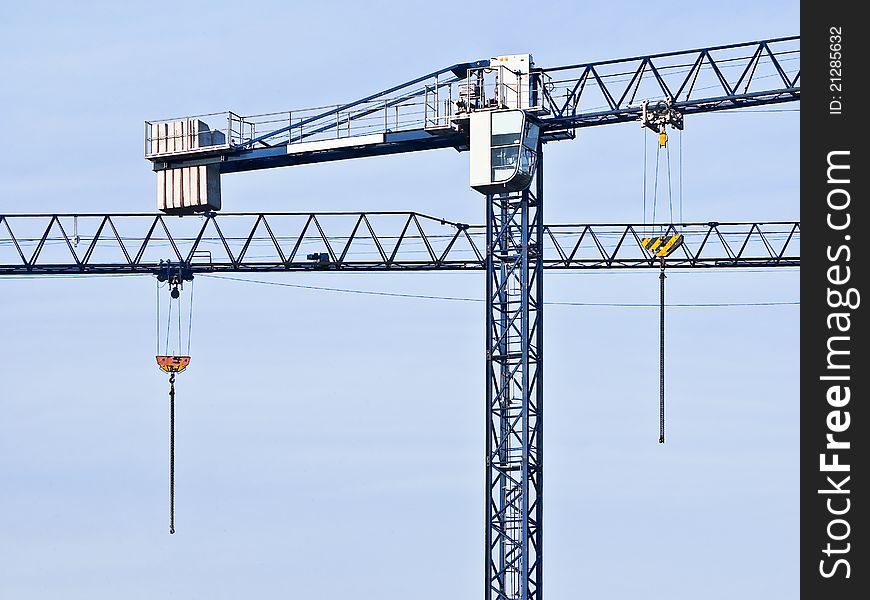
156 355 191 373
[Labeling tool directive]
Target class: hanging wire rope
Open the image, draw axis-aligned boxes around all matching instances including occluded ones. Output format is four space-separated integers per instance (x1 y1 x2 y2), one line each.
177 293 182 358
155 271 192 535
186 281 194 356
197 273 798 307
659 259 666 443
652 143 660 230
666 139 674 225
165 296 173 356
643 128 648 234
679 129 684 224
168 372 176 535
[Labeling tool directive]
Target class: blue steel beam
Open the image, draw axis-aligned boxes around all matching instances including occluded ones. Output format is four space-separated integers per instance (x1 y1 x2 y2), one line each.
195 130 468 175
0 213 799 276
485 170 544 600
148 37 798 173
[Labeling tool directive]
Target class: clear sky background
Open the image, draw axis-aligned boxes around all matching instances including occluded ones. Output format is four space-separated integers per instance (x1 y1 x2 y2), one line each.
1 1 799 598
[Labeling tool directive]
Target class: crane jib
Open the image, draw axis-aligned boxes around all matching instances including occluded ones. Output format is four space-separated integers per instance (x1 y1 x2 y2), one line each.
143 36 799 214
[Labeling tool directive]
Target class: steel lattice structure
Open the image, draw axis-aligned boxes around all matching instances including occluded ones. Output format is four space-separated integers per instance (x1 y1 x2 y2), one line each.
0 212 799 276
146 37 799 172
539 36 799 136
4 35 801 600
485 165 545 600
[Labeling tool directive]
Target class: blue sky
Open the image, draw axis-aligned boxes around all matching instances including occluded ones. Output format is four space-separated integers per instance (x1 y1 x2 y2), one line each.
1 2 799 598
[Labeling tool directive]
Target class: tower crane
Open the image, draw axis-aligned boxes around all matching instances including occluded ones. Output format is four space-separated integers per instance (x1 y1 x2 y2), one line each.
1 35 799 600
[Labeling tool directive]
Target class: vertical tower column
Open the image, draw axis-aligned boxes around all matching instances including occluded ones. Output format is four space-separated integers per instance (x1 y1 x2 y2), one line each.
485 153 543 600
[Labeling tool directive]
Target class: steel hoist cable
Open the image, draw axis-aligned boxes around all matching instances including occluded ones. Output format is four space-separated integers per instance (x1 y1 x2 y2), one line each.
652 142 660 229
643 126 679 444
652 125 681 443
660 130 675 443
642 129 648 235
679 129 683 224
665 139 674 225
156 269 192 534
659 258 666 444
169 372 176 534
659 127 686 442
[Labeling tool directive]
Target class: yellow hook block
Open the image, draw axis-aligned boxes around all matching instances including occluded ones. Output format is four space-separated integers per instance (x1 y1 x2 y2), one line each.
641 234 683 258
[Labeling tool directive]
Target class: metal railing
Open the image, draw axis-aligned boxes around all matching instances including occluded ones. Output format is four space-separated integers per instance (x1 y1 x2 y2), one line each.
460 65 546 113
144 112 245 158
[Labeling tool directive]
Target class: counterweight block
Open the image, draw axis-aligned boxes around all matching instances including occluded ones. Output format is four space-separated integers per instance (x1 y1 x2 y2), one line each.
149 118 224 214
